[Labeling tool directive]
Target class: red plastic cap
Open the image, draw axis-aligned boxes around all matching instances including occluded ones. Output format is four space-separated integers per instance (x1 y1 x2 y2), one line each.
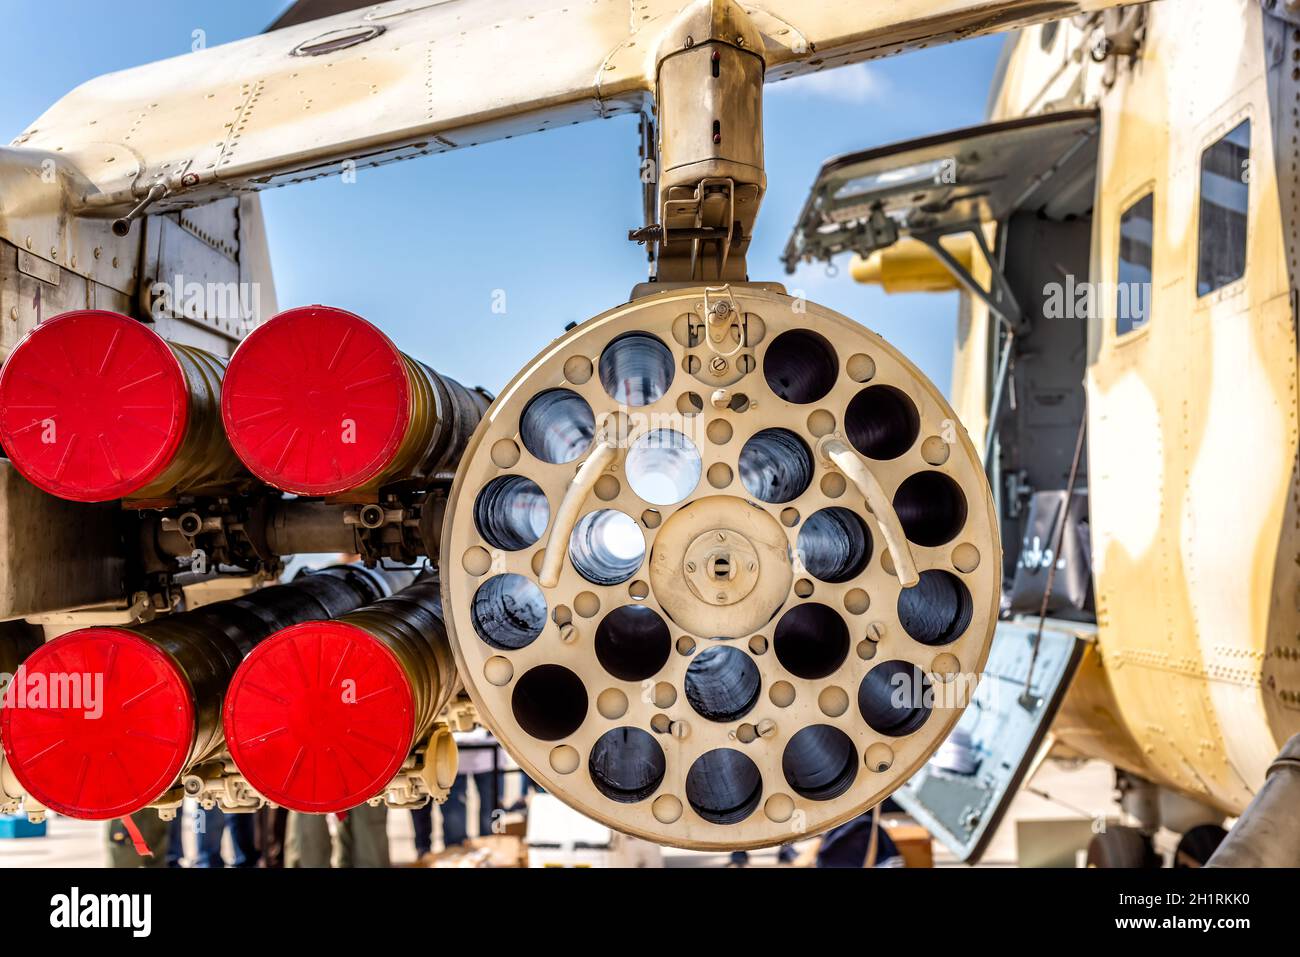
223 621 415 813
0 311 189 502
0 628 195 820
221 306 412 496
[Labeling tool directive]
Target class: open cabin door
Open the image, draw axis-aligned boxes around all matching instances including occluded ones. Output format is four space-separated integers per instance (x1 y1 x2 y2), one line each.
894 621 1087 862
782 110 1100 278
785 111 1103 862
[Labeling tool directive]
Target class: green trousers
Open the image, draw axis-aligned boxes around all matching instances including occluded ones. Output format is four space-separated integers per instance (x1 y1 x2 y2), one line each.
106 814 171 868
286 803 390 868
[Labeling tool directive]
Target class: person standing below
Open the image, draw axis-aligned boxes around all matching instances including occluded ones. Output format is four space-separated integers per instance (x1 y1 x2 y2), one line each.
410 799 435 864
287 803 390 868
816 809 905 868
106 813 175 868
442 728 499 846
195 805 260 868
408 728 505 860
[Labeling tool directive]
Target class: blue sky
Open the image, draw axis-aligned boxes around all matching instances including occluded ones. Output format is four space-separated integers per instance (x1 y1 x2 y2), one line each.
2 2 1005 396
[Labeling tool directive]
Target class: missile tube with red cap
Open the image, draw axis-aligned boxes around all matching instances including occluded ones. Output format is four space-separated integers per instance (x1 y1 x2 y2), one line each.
223 576 458 813
0 310 243 503
221 305 490 497
0 565 394 820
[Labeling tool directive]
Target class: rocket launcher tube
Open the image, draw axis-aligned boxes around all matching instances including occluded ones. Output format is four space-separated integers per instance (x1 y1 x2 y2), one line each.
0 310 243 503
0 565 392 820
221 306 489 497
223 576 458 813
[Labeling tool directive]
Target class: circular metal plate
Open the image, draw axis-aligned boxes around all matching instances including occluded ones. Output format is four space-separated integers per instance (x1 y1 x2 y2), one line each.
441 287 1000 850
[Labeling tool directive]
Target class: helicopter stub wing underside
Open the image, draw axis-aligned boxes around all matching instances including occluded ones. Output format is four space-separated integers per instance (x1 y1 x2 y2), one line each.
13 0 1130 216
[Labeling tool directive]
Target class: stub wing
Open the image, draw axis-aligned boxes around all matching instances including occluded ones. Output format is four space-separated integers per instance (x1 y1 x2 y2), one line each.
13 0 1127 213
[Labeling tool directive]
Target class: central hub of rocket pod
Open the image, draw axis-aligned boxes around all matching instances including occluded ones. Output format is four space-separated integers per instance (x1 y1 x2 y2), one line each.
440 286 1001 851
651 496 791 635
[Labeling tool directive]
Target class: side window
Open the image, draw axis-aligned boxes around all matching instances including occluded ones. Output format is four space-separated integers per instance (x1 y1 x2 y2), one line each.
1196 119 1250 297
1116 192 1154 336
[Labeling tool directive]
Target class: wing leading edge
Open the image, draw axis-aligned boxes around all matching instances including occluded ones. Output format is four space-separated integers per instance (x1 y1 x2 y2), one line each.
13 0 1128 213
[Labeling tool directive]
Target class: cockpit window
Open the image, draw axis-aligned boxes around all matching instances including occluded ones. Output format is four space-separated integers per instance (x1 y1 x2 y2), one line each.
1116 192 1153 336
1196 119 1250 297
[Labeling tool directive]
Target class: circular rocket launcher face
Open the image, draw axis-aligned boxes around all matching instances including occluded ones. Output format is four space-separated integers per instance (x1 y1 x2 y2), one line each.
442 288 1000 850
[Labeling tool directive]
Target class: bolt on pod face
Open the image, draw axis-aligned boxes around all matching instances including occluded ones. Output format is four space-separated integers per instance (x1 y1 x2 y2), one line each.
223 577 457 813
0 310 243 503
440 287 1001 851
0 566 391 820
221 305 489 497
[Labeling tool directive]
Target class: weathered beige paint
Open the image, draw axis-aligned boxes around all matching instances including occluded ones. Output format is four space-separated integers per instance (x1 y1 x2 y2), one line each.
0 0 1149 826
9 0 1129 216
974 1 1300 813
950 232 995 453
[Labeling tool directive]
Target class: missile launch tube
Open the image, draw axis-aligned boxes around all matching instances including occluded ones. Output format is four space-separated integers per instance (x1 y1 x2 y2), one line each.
0 310 243 503
0 565 393 820
223 576 457 813
221 306 490 497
